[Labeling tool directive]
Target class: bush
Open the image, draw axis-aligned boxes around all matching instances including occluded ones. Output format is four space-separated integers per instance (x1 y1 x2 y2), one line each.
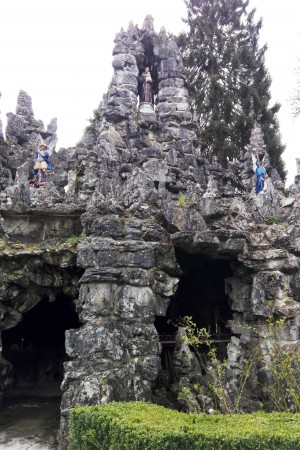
175 316 262 414
68 402 300 449
175 316 300 414
260 318 300 412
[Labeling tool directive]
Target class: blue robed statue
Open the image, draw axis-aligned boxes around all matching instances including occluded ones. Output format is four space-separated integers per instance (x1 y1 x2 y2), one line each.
254 158 267 195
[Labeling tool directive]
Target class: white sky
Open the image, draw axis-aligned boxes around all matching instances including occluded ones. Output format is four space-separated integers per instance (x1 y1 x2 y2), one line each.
0 0 299 185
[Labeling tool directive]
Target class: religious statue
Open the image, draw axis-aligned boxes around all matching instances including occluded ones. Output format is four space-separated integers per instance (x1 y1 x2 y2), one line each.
255 158 268 195
28 135 55 188
33 143 49 187
139 67 154 104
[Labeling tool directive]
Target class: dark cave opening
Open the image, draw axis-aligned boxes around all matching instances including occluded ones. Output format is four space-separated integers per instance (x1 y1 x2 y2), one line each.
155 250 234 372
2 294 81 394
168 250 233 334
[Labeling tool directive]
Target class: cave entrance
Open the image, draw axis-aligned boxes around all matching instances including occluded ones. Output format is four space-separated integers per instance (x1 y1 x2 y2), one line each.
2 293 80 397
155 249 234 372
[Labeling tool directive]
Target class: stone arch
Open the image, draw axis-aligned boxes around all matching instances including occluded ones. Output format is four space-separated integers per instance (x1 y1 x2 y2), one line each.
168 250 233 333
0 287 81 447
157 249 235 327
155 249 235 377
136 37 158 108
0 246 83 415
1 293 80 393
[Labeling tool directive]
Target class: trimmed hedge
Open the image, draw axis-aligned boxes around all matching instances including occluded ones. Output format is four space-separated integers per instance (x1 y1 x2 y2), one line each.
68 401 300 450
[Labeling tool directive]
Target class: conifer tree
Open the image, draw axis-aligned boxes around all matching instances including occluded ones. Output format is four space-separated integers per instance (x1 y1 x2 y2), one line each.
177 0 286 180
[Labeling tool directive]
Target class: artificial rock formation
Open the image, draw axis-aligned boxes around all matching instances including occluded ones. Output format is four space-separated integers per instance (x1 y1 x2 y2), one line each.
0 16 300 448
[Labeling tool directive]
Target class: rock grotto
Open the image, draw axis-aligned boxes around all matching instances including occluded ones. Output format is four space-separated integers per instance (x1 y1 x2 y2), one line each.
0 16 300 448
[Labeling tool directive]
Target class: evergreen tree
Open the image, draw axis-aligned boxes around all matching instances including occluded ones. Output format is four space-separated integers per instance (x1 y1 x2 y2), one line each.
177 0 286 180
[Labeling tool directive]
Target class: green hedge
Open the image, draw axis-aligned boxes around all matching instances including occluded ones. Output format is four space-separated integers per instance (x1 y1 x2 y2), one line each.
68 401 300 450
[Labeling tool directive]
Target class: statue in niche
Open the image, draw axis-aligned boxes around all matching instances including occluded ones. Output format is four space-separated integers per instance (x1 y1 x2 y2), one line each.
139 67 154 104
28 135 55 188
251 152 268 195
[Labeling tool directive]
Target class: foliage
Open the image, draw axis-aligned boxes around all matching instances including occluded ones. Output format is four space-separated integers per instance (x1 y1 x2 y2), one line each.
177 192 187 207
85 94 107 134
177 316 300 415
86 108 101 133
42 243 60 250
66 233 82 245
143 216 156 224
68 401 300 450
177 316 261 414
177 384 204 413
265 215 278 225
177 0 286 180
258 318 300 413
26 245 39 251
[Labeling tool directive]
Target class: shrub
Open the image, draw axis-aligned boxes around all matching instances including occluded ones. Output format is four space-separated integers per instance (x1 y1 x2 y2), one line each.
177 192 187 207
259 318 300 412
68 402 300 450
176 316 262 414
265 215 278 225
176 316 300 414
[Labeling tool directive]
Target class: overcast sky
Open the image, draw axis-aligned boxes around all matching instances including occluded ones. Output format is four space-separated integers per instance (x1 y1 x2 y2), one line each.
0 0 299 185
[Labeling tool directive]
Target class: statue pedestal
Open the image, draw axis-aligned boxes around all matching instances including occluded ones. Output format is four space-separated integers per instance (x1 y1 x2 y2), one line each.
139 102 155 115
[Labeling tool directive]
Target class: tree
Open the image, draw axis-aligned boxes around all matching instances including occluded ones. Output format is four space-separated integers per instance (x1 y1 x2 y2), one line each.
177 0 286 180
